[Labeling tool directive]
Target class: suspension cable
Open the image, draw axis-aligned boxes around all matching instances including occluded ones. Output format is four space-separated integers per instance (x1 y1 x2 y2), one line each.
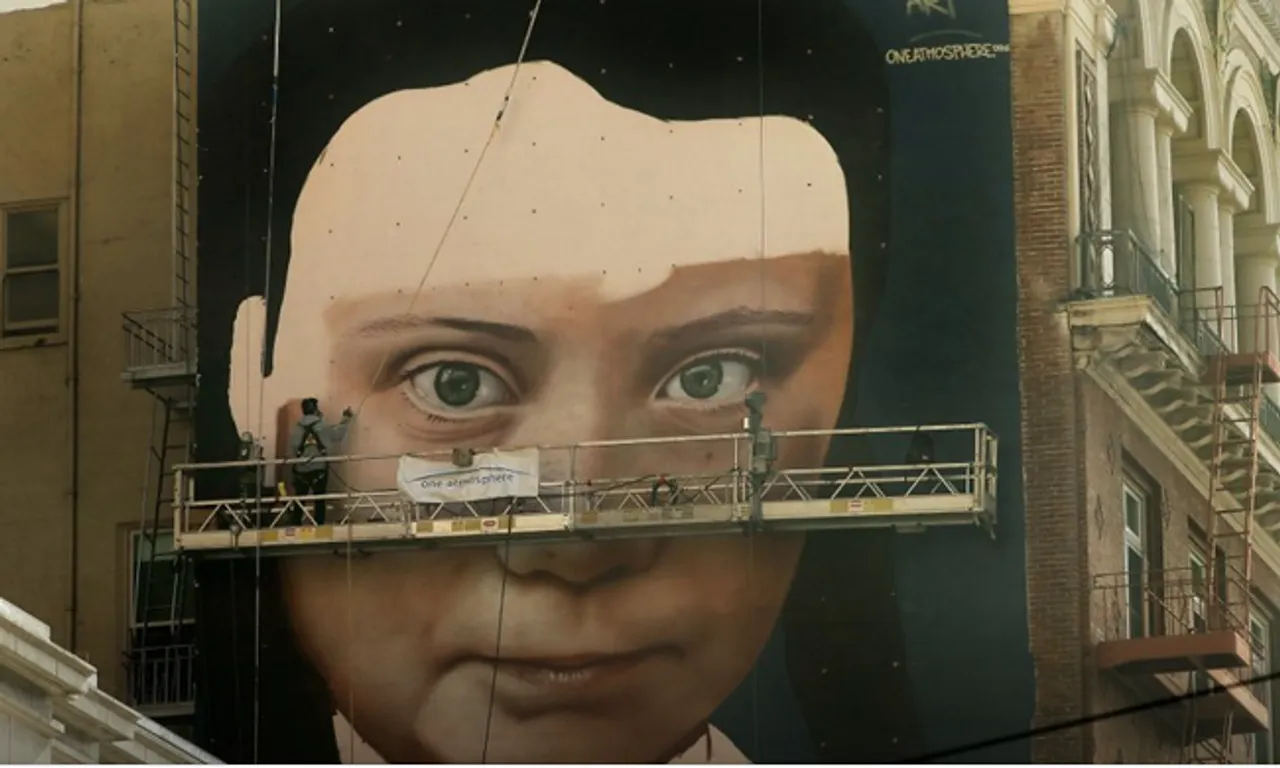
346 525 356 760
251 0 284 761
750 0 767 758
480 517 516 763
352 0 545 417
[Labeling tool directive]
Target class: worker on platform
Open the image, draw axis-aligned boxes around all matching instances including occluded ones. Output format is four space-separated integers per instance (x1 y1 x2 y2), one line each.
289 398 354 525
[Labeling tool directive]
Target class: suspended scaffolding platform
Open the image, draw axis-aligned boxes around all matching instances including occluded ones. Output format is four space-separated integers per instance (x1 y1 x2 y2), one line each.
171 423 998 558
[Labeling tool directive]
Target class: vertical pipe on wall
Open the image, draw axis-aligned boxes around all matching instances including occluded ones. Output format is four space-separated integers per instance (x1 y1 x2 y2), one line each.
66 0 85 652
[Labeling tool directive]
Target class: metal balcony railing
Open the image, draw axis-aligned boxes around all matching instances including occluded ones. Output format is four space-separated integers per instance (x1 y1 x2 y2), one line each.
126 642 196 713
122 306 197 381
1078 229 1180 319
1093 566 1262 663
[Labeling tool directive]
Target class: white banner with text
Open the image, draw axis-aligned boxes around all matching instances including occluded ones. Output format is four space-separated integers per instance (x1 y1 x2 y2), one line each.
396 448 541 504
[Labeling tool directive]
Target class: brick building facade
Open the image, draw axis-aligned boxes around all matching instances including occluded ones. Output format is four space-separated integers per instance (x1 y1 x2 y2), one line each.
1016 0 1280 761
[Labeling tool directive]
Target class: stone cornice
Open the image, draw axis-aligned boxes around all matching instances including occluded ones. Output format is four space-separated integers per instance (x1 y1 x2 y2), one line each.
1172 148 1256 212
1235 213 1280 261
1111 65 1194 134
1009 0 1063 16
1064 0 1116 48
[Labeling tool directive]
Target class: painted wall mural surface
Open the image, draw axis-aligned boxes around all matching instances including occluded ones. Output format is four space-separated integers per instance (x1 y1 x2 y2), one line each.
191 0 1029 763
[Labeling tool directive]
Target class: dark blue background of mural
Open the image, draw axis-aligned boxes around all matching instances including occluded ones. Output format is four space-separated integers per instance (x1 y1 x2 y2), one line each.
195 0 1029 761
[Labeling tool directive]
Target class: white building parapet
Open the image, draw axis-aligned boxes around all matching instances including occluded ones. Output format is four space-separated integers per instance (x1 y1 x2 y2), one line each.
0 598 219 764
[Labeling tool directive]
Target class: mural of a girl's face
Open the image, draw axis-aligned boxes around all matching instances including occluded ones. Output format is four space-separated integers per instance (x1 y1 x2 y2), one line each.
229 62 855 763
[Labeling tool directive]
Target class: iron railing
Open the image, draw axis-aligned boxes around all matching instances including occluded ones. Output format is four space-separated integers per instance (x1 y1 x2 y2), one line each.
171 423 999 541
1078 229 1180 318
126 642 196 713
1094 566 1263 665
122 306 197 378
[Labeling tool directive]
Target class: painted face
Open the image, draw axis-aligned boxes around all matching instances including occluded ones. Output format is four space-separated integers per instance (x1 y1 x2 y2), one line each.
230 61 855 763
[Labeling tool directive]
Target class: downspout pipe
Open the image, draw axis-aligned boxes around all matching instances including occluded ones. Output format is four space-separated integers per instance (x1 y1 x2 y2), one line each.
67 0 85 652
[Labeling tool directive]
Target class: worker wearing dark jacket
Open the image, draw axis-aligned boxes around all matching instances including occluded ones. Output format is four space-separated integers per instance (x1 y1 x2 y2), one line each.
289 398 354 524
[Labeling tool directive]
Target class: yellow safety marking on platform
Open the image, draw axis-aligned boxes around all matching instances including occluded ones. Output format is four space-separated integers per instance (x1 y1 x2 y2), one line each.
262 525 333 543
830 498 895 514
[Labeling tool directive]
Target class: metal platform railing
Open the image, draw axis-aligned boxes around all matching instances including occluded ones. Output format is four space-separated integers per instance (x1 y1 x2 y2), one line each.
1093 565 1262 663
173 423 998 553
126 642 196 714
122 307 197 383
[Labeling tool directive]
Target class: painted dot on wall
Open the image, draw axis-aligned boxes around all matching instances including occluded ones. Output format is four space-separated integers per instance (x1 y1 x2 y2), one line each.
600 67 608 74
736 55 744 63
395 19 402 27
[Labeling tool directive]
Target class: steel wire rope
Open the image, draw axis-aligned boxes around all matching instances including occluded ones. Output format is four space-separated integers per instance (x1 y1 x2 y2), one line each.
480 516 516 763
250 0 284 761
283 1 543 761
323 0 545 522
224 0 273 755
748 0 767 759
345 521 356 760
351 0 544 419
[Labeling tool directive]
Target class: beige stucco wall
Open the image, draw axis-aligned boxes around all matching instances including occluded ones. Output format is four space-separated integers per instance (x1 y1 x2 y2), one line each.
0 0 174 701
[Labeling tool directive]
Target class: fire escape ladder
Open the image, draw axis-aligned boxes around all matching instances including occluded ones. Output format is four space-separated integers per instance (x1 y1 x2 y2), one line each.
1182 286 1275 763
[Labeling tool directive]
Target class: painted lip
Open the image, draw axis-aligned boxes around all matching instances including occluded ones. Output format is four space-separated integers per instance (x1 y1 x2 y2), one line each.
478 646 678 703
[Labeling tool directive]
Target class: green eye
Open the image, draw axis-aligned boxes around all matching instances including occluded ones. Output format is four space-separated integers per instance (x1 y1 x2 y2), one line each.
661 356 755 402
409 362 509 411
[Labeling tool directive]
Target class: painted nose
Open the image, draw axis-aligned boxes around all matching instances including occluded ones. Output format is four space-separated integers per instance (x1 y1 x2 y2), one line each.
497 539 661 587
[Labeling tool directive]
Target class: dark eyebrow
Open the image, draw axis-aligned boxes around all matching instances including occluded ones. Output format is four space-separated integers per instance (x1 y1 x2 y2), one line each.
647 308 814 347
353 315 538 343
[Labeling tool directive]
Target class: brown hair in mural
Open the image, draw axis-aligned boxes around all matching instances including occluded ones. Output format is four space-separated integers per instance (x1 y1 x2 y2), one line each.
193 0 908 763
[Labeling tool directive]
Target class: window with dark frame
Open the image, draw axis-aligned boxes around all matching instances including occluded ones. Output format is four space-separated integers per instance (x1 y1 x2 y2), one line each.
1250 606 1273 763
130 530 195 633
1123 480 1148 638
1 205 62 338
